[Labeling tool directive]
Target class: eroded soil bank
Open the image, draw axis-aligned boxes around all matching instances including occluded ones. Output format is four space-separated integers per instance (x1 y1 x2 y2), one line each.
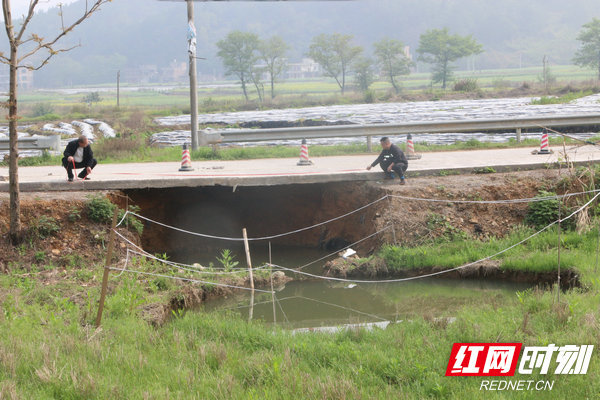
0 167 583 324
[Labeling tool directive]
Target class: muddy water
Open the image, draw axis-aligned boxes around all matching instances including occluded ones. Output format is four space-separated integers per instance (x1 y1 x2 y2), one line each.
203 277 531 329
192 243 530 329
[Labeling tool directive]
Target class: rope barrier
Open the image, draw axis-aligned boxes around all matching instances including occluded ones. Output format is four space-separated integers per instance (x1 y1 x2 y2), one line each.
127 195 389 242
108 266 274 294
388 189 600 204
125 248 275 275
113 231 270 272
116 189 600 242
271 191 600 284
128 249 276 275
293 295 388 322
295 226 392 270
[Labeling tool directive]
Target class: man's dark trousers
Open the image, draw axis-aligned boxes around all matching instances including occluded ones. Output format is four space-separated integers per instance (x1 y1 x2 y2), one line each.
62 158 97 179
380 160 407 178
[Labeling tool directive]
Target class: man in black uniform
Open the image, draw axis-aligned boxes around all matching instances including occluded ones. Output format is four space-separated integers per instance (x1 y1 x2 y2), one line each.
62 135 97 182
366 137 408 184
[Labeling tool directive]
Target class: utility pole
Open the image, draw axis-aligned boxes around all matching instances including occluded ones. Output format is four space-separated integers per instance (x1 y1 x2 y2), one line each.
187 0 199 150
116 70 120 108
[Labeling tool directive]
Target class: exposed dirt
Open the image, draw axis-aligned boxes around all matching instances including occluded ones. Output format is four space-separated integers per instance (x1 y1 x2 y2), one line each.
323 257 581 290
0 167 586 323
374 168 568 246
0 191 136 277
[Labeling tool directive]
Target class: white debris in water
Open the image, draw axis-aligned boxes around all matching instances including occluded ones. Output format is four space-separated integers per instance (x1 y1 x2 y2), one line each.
72 121 95 141
342 248 357 259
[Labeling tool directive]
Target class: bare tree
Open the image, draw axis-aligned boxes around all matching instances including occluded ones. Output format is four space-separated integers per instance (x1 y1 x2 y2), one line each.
1 0 111 244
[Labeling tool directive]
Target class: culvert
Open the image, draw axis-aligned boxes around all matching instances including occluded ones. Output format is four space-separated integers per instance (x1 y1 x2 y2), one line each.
122 182 389 264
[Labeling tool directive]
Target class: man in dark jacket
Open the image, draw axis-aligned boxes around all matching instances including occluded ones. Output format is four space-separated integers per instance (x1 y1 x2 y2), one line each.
62 135 97 181
366 137 408 184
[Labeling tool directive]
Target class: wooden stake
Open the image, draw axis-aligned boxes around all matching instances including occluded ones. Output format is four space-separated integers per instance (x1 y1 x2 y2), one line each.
95 207 119 327
269 241 276 324
243 228 254 290
557 202 561 304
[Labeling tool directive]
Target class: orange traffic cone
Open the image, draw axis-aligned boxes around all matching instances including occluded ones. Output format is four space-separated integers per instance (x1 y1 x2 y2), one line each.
406 134 422 160
178 144 194 171
297 139 313 166
532 129 553 155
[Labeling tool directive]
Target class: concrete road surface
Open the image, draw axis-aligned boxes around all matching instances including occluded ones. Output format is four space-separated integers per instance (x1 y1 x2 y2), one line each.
0 145 598 192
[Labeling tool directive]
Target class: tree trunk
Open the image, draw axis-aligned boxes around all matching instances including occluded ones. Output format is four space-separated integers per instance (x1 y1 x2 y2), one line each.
597 50 600 81
442 59 448 89
8 43 21 244
270 75 275 99
390 74 399 94
241 74 249 101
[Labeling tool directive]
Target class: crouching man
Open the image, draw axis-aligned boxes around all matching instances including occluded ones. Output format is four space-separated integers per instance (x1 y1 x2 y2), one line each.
366 137 408 184
62 135 97 182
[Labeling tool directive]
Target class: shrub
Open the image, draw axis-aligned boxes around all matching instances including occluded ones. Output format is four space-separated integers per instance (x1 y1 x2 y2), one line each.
32 103 54 117
86 195 116 224
453 78 479 92
525 191 574 230
94 136 144 161
30 216 60 239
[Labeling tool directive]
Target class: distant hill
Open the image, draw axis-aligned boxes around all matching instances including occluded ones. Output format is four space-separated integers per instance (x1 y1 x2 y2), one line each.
0 0 598 87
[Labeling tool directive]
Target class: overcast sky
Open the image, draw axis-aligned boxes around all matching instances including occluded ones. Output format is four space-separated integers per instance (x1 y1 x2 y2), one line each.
9 0 77 16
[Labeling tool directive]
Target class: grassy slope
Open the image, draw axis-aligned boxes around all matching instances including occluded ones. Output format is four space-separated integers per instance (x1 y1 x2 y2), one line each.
381 225 600 278
1 201 600 398
1 271 599 399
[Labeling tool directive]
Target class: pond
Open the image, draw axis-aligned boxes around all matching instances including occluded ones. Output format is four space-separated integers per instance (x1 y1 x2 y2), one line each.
202 276 532 330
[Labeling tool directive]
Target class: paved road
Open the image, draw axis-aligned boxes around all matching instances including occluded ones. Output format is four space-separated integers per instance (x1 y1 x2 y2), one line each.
0 145 598 192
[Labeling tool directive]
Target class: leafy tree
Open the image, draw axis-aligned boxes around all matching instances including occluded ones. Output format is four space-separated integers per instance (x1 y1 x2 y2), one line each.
216 31 260 101
416 28 483 89
258 36 289 99
353 57 375 92
573 18 600 80
83 91 102 105
0 0 111 244
307 33 362 94
374 38 412 94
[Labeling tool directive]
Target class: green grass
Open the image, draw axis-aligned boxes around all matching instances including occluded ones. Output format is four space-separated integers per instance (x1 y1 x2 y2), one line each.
380 223 599 278
530 90 595 105
11 64 600 115
1 267 599 398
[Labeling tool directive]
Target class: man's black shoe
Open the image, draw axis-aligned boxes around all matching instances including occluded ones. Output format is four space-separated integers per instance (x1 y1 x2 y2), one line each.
68 177 74 182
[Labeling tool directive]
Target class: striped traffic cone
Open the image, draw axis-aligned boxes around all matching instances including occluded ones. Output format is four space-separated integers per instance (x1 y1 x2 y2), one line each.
406 134 422 160
178 144 194 171
532 129 552 155
297 138 313 166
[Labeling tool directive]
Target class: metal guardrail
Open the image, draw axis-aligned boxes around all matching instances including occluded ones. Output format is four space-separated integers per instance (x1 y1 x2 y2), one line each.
0 135 61 152
203 114 600 146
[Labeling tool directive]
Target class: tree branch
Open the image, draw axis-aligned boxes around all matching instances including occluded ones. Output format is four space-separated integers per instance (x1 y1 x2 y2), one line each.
20 44 80 71
16 0 39 43
2 0 15 43
18 0 110 65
